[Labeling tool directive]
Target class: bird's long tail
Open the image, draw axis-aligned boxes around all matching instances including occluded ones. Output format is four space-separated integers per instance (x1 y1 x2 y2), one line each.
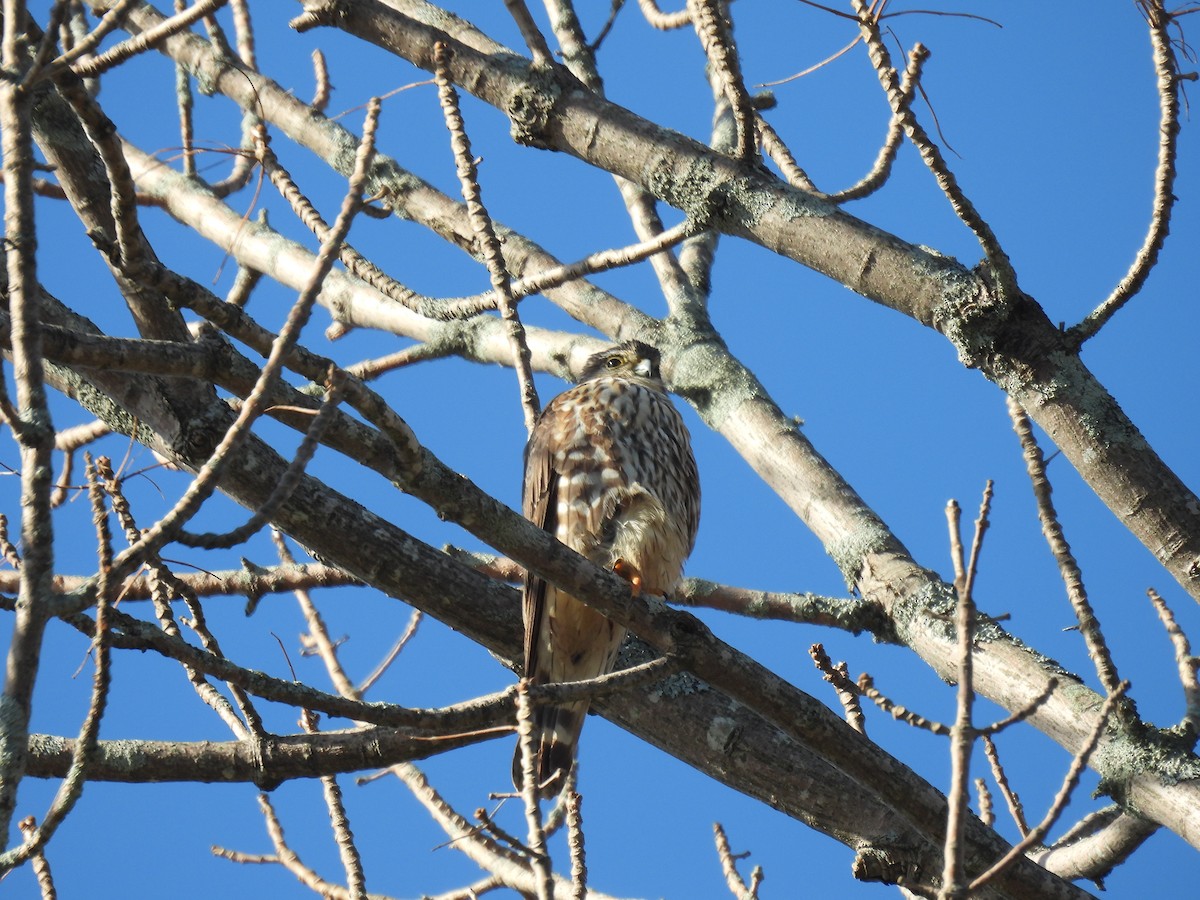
511 698 588 798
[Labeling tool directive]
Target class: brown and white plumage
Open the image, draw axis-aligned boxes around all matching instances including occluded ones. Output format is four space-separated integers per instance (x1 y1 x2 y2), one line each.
515 341 700 794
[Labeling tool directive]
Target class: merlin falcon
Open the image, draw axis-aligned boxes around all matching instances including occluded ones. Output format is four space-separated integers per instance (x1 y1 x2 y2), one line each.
515 340 700 794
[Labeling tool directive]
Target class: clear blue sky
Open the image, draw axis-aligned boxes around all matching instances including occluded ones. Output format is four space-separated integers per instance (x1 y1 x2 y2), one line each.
4 2 1199 896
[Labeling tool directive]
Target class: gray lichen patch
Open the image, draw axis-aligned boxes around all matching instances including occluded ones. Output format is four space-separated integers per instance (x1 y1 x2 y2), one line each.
1092 726 1200 797
927 264 999 370
668 338 765 429
827 516 894 590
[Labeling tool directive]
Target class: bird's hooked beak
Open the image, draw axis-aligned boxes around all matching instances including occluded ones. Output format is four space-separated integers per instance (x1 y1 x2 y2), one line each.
634 357 653 378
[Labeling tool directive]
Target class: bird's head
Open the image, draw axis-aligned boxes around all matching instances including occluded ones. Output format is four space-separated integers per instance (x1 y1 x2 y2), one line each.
579 341 663 385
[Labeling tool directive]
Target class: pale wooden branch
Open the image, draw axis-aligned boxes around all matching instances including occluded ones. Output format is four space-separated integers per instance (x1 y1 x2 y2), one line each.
176 368 348 549
300 712 369 900
0 457 115 873
15 817 55 899
941 487 986 900
969 684 1130 893
1008 398 1121 695
66 0 229 79
848 0 1016 292
215 794 376 899
26 724 504 784
515 682 554 899
276 531 359 701
36 0 140 76
755 115 818 192
566 790 586 900
538 0 696 311
1147 588 1200 734
829 43 925 203
357 609 423 697
975 779 994 829
310 48 331 110
673 578 891 637
0 561 361 604
689 0 757 162
503 0 552 64
434 41 540 432
713 822 763 899
809 643 866 734
391 763 631 900
173 0 196 176
1070 0 1186 343
0 17 60 845
637 0 691 30
107 97 381 583
97 456 253 738
1031 806 1157 885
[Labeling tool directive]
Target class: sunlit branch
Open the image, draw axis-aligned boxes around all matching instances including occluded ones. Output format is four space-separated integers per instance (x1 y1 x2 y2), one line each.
1008 398 1121 696
435 41 541 433
1070 0 1187 344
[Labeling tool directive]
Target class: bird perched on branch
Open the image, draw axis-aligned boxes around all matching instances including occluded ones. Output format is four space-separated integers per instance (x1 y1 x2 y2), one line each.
515 340 700 795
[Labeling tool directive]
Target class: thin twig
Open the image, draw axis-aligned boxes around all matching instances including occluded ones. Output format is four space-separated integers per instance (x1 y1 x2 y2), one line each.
51 419 111 508
0 456 114 871
857 673 949 735
977 679 1058 737
637 0 691 29
975 778 994 828
504 0 553 64
809 643 866 734
57 80 144 271
347 341 459 382
713 822 762 899
945 499 965 594
940 483 992 899
969 684 1130 892
107 98 382 583
1147 588 1200 735
0 10 59 844
96 456 250 738
218 794 370 899
16 817 55 899
1070 0 1185 343
173 0 196 176
1008 398 1121 695
274 531 359 701
849 1 1017 293
254 123 496 321
300 711 368 899
982 735 1029 837
225 260 262 309
357 608 423 697
755 116 818 192
830 43 925 202
566 791 587 900
310 49 331 111
690 0 757 162
35 0 139 78
393 763 599 898
69 0 230 79
515 682 554 900
228 0 256 69
434 42 540 433
175 367 348 548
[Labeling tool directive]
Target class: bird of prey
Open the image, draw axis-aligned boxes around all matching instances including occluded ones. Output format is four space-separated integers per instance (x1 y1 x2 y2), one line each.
515 340 700 795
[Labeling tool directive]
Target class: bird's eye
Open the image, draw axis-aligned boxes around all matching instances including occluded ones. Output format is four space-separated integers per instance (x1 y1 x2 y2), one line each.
605 356 622 369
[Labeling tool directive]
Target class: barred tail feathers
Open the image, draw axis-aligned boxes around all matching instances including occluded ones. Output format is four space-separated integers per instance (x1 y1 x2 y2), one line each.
511 699 587 797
